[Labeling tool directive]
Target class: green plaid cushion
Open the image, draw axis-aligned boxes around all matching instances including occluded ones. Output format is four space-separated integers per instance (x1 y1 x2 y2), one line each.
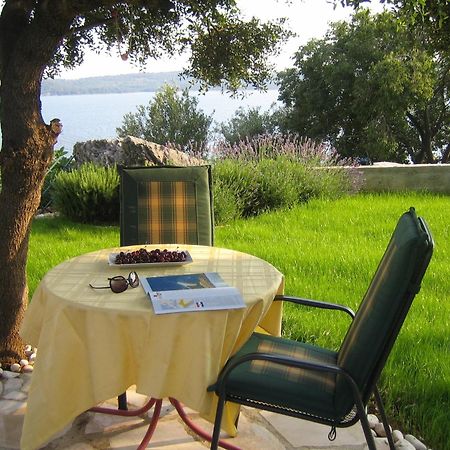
223 333 341 420
137 181 198 245
120 165 214 246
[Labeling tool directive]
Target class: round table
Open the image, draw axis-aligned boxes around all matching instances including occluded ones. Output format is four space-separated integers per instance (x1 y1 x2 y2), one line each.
20 244 284 450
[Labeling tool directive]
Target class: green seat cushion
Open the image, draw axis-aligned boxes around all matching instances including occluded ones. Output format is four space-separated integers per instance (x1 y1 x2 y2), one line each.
120 165 214 246
220 332 343 421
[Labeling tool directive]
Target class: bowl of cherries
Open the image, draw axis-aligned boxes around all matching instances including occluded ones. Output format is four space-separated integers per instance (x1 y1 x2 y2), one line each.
109 248 192 267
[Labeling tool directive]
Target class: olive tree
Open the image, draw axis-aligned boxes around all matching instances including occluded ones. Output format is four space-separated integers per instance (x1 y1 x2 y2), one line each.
117 83 212 150
0 0 288 364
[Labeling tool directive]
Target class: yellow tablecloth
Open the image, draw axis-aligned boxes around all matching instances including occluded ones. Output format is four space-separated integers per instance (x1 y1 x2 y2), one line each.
20 244 284 450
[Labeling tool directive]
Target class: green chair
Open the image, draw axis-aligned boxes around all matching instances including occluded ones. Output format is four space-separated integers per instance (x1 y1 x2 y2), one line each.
209 207 434 450
117 164 214 410
119 165 214 247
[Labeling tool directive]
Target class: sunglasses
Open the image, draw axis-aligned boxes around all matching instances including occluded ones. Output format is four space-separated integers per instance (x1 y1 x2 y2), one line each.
89 271 139 293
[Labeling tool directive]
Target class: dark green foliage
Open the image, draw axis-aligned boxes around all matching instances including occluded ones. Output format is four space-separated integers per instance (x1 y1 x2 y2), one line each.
218 106 279 145
278 9 449 164
52 164 119 224
40 148 74 211
117 84 212 151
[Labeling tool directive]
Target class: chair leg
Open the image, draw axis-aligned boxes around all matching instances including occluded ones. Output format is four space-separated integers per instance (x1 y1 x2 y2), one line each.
211 395 227 450
374 386 395 450
118 392 128 410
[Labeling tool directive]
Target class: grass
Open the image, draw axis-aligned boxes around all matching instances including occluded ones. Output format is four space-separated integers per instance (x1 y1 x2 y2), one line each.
28 192 450 450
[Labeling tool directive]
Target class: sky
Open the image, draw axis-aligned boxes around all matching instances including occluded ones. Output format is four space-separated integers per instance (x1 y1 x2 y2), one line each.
59 0 387 80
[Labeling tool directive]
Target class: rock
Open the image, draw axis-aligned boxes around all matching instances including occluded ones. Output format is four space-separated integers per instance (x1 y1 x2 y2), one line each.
72 136 205 168
395 438 416 450
393 430 404 443
29 353 37 363
21 365 34 373
0 367 3 377
367 413 379 429
10 363 21 373
405 434 427 450
19 359 29 367
1 370 20 379
374 422 392 437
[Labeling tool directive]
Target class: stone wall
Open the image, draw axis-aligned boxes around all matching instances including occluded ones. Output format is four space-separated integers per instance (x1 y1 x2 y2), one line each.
349 163 450 195
72 136 204 167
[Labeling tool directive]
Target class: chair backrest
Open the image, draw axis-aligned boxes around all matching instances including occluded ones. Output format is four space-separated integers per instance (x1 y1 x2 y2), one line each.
119 165 214 246
335 208 434 416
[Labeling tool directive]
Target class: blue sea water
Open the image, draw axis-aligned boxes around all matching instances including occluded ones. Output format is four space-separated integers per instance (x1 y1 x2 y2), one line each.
41 90 279 153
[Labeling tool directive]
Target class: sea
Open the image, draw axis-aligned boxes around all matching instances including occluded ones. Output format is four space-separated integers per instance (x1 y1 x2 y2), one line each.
40 90 280 153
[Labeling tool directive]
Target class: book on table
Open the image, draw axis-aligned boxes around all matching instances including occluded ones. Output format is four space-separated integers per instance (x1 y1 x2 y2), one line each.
140 272 245 314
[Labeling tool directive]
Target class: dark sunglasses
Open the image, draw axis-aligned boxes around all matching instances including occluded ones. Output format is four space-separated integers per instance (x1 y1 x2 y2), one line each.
89 271 139 293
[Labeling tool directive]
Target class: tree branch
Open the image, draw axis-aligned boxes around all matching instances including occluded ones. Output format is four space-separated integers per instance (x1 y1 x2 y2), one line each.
0 0 36 71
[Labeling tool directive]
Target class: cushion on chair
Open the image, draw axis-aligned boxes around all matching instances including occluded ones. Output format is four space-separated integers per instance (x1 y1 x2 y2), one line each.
335 209 433 416
220 332 343 421
120 165 214 246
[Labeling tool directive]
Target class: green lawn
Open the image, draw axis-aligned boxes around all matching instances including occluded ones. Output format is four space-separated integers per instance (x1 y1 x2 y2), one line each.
28 192 450 449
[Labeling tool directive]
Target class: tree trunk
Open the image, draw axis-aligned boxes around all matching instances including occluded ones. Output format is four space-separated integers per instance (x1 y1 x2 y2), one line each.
0 1 72 366
0 63 56 367
0 98 54 365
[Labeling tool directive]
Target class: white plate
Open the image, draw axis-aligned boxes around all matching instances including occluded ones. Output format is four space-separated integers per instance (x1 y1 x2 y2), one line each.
108 250 193 268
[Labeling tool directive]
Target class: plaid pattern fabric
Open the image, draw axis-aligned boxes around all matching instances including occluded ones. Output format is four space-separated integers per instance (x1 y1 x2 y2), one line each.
250 337 335 394
138 181 198 244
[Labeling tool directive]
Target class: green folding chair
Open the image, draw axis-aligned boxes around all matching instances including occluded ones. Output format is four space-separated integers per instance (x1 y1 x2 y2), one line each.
209 207 434 450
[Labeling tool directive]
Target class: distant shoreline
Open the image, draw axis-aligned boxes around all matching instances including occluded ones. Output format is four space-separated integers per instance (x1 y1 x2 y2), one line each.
42 71 277 96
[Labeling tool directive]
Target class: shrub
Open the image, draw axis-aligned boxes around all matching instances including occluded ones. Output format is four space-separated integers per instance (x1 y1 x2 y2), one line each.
211 134 354 223
52 163 119 223
39 147 74 212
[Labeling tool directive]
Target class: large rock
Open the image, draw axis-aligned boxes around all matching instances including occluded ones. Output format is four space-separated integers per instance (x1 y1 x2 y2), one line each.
73 136 204 168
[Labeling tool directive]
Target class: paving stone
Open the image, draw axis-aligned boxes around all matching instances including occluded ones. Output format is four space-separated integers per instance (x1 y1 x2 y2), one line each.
3 391 27 401
2 379 22 394
0 403 26 449
84 410 145 435
260 410 367 449
221 411 287 450
62 444 97 450
0 399 26 415
108 417 196 449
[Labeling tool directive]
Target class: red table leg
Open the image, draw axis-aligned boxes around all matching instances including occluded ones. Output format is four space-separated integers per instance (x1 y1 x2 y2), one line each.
169 397 242 450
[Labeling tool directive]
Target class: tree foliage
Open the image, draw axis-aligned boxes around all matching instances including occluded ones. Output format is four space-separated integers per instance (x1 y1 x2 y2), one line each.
117 84 212 148
278 9 449 163
217 105 279 145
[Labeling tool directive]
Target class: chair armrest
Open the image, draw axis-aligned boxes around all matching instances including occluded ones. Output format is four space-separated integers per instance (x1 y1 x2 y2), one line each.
274 295 355 319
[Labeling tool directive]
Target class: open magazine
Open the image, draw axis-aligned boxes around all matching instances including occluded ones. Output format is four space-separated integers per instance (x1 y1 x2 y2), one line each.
141 272 245 314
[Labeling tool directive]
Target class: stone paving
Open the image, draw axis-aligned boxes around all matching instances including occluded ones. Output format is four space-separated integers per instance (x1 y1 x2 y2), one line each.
0 373 396 450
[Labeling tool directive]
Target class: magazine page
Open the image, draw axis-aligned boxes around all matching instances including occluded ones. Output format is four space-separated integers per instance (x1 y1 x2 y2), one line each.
140 272 245 314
